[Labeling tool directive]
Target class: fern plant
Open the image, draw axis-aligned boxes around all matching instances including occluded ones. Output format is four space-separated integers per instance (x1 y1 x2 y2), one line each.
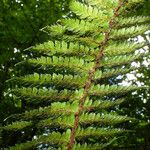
1 0 150 149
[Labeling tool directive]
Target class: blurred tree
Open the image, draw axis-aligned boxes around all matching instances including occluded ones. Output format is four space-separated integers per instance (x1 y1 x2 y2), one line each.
0 0 70 122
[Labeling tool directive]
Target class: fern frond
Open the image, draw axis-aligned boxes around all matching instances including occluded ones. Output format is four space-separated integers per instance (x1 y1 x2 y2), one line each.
3 0 149 149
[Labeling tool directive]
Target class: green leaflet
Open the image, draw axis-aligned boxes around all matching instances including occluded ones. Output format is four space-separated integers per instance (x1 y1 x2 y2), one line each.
10 101 79 122
69 1 112 22
11 88 86 107
76 127 126 140
104 42 145 56
45 24 66 37
100 53 149 67
61 18 109 36
83 98 125 111
90 84 146 96
2 116 73 133
116 16 150 28
80 113 133 125
11 73 87 89
111 24 149 39
1 121 32 131
61 18 101 35
29 40 98 58
94 67 134 80
11 87 75 106
25 56 94 74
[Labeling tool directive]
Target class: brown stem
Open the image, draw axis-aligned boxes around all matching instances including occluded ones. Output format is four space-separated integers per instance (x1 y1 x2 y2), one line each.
67 1 125 150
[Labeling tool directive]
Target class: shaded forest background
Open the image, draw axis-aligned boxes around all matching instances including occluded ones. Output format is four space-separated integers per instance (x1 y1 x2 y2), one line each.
0 0 150 149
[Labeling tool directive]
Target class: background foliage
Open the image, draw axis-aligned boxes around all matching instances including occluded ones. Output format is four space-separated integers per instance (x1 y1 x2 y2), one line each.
115 34 150 149
0 0 70 122
116 0 150 149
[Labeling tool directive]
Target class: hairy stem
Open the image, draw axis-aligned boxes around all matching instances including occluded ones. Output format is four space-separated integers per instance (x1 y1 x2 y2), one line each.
67 1 125 149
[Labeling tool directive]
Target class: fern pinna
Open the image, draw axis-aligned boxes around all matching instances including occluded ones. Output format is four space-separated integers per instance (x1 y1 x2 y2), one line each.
1 0 149 149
